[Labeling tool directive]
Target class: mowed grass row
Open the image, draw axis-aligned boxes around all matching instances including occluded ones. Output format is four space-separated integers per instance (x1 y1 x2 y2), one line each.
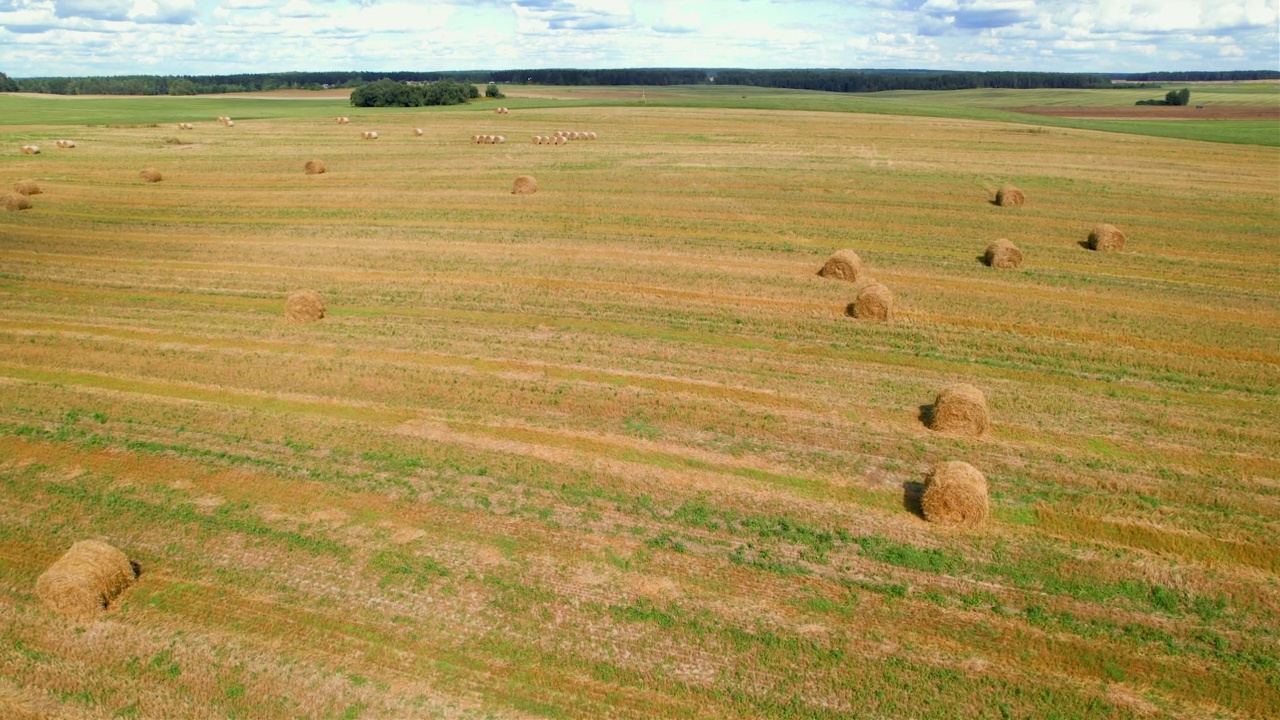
2 96 1278 718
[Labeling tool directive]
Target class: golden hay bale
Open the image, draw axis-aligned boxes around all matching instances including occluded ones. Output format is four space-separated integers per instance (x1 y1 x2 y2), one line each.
336 116 350 124
19 145 40 155
554 135 565 145
139 168 163 183
35 540 137 616
13 179 41 196
995 185 1024 207
1087 223 1126 252
920 461 989 526
495 135 506 144
983 239 1023 269
284 289 325 323
531 135 541 144
587 131 597 140
54 139 76 149
304 159 326 175
929 383 990 436
413 127 424 137
225 120 235 127
817 249 862 282
512 175 538 195
847 282 893 321
2 192 32 211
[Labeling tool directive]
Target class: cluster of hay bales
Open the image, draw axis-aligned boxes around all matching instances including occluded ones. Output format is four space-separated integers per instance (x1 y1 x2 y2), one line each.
819 250 895 322
413 127 424 137
304 159 326 175
284 289 325 323
494 107 510 114
1 192 32 211
19 145 40 155
13 179 41 196
178 122 195 130
532 135 566 145
139 168 163 183
336 116 351 124
35 540 138 617
983 239 1023 269
217 116 234 126
54 139 76 149
360 131 379 140
473 135 506 144
512 175 537 195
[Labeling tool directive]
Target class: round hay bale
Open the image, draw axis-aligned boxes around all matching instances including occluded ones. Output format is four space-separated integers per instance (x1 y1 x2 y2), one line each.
554 135 565 145
496 135 506 144
920 461 989 526
532 135 541 144
512 175 538 195
413 127 424 137
304 159 326 175
2 192 32 212
983 239 1023 269
1087 223 1125 252
817 249 862 282
847 282 893 321
55 139 77 149
139 168 163 183
587 131 597 140
284 289 325 324
19 145 40 155
13 179 41 196
929 383 990 436
225 120 234 127
995 185 1024 207
35 540 137 616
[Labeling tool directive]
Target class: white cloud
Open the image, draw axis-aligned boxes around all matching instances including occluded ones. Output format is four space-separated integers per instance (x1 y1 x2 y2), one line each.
55 0 131 21
131 0 197 24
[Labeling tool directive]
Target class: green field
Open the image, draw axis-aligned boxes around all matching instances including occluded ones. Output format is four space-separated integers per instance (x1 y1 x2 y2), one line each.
1 85 1278 719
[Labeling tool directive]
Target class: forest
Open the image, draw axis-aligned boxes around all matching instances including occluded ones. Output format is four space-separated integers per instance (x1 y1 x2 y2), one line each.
2 68 1276 96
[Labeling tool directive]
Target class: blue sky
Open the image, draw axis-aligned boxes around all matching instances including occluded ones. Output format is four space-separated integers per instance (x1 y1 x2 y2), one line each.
1 0 1277 77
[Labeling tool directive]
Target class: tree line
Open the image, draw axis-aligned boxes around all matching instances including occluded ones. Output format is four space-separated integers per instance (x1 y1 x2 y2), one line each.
712 69 1113 92
2 68 1276 97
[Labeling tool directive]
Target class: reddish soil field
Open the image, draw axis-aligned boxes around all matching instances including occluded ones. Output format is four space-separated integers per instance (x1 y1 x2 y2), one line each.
1013 105 1280 120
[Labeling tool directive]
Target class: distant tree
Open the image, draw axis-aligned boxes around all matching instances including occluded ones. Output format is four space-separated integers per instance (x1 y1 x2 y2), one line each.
350 78 477 107
485 82 504 98
0 72 17 92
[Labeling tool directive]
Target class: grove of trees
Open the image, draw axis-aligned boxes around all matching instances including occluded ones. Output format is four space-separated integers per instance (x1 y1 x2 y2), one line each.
348 78 478 107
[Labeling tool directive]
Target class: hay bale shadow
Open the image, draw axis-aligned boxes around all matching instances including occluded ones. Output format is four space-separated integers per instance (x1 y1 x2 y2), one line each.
1077 240 1092 250
987 199 999 206
129 560 142 578
903 481 926 519
918 403 935 427
976 254 990 266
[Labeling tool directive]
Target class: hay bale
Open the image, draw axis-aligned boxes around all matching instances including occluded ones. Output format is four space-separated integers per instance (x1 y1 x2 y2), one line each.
495 135 505 144
532 135 541 144
13 179 41 196
55 139 76 149
929 383 990 436
336 116 350 124
920 461 988 526
586 131 597 140
1087 223 1126 252
19 145 40 155
139 168 163 183
554 135 565 145
995 185 1024 207
817 249 862 282
35 540 137 616
847 282 893 321
512 175 538 195
304 159 326 175
364 131 379 140
983 239 1023 269
284 289 325 323
1 192 32 212
413 127 424 137
225 120 235 127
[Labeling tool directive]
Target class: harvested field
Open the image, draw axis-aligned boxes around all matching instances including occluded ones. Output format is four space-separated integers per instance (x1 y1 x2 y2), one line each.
0 89 1278 720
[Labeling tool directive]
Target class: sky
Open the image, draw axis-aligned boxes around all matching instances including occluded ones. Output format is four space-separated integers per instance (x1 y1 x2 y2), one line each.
0 0 1277 77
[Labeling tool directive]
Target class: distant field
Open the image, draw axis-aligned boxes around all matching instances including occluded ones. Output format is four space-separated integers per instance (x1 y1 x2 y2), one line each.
1 90 1278 719
6 81 1279 145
